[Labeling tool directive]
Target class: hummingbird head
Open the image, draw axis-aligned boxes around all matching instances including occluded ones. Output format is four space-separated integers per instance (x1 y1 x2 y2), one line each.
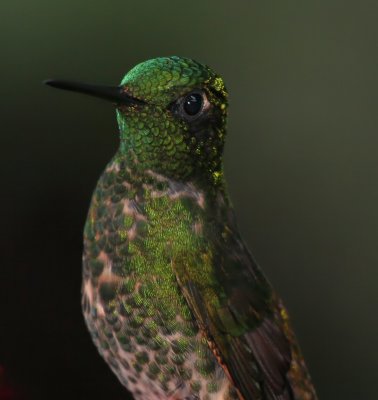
45 56 228 185
117 56 228 185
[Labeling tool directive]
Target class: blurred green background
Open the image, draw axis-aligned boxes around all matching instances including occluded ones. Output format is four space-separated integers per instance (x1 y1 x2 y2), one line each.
1 1 377 399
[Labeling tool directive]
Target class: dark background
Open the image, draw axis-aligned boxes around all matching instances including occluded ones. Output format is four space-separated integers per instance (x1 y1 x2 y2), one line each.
1 1 377 399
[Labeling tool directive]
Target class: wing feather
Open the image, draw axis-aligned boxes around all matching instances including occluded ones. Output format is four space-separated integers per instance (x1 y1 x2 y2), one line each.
173 203 295 400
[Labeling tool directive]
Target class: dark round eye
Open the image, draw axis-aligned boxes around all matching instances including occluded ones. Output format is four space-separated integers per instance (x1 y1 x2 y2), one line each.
183 93 203 116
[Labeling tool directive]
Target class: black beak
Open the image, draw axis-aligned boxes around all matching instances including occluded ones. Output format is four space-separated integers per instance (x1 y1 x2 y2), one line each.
43 79 144 106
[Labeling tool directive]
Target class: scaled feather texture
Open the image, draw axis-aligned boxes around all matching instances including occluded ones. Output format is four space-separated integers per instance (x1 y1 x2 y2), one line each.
47 56 318 400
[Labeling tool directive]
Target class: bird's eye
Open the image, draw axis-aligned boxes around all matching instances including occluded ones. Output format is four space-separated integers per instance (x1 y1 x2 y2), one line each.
183 93 203 116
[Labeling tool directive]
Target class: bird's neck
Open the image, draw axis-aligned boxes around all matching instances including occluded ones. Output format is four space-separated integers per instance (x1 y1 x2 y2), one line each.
109 151 231 215
114 147 228 199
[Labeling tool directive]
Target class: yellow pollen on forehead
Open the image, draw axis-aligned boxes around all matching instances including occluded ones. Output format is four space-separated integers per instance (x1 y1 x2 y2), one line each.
213 77 224 90
211 76 227 97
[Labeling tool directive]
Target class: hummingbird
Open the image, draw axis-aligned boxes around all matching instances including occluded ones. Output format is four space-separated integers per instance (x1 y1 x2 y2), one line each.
45 56 317 400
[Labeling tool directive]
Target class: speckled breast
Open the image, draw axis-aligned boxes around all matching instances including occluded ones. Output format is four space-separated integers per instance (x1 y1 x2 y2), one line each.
81 160 238 400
